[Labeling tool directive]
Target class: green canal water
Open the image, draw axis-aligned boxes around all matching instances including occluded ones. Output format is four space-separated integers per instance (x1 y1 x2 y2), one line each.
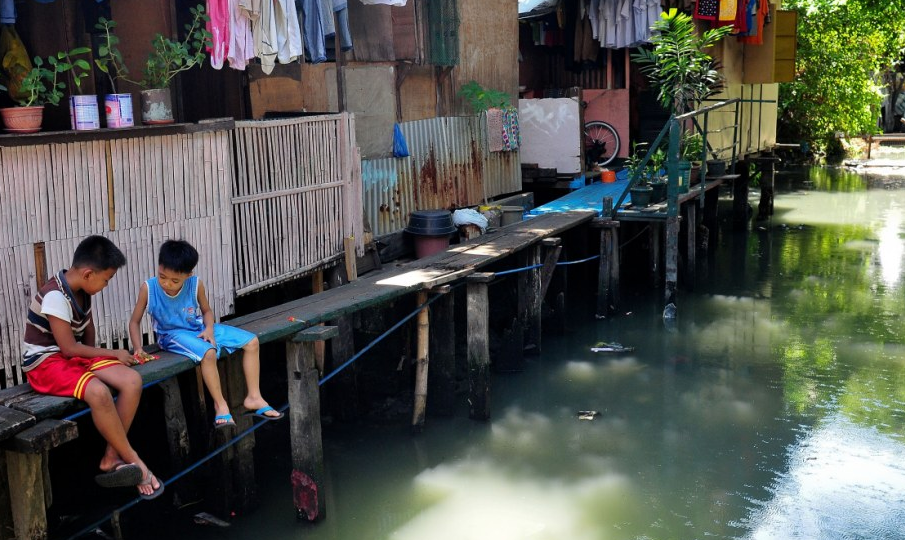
100 164 905 539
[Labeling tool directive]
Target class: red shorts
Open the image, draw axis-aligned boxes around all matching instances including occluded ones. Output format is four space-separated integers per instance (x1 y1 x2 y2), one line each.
26 353 123 400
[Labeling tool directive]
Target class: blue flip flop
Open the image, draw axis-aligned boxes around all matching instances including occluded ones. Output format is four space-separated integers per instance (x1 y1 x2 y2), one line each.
213 413 236 429
95 462 143 488
244 405 284 421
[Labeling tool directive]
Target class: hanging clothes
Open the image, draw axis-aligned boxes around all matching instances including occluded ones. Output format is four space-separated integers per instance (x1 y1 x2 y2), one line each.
301 0 327 63
738 0 768 45
206 0 229 70
228 0 256 70
694 0 719 21
255 0 304 74
0 0 15 24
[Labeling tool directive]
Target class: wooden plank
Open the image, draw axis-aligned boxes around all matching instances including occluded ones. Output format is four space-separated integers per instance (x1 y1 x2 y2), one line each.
6 419 77 454
520 244 542 355
411 291 429 432
0 407 35 442
427 291 454 416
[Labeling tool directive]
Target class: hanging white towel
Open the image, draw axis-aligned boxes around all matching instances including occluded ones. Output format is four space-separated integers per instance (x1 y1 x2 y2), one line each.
254 0 303 74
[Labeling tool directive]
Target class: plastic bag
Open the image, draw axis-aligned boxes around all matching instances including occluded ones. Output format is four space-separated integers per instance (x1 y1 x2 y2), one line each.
393 123 410 158
452 209 489 232
0 26 32 102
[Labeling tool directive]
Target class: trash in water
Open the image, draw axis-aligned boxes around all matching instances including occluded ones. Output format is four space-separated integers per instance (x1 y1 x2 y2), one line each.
577 410 600 420
194 512 231 527
590 341 635 353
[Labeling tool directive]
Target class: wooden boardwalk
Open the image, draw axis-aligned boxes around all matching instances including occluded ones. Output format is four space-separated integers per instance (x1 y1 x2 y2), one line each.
230 210 596 338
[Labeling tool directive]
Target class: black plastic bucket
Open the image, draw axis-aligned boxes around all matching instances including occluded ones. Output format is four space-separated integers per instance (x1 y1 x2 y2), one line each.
405 210 456 236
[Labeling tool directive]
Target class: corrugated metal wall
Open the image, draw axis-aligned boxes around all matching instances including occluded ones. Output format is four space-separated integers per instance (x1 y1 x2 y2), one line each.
363 115 521 236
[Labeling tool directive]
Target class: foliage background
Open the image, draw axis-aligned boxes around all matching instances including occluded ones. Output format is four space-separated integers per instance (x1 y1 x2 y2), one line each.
779 0 905 148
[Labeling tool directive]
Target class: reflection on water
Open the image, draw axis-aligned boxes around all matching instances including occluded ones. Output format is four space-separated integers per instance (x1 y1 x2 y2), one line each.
133 166 905 540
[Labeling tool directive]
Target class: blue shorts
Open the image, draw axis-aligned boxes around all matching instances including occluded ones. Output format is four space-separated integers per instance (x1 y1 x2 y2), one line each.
157 324 255 364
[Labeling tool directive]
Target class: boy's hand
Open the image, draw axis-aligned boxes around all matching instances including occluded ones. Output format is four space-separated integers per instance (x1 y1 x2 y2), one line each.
112 350 137 366
133 351 158 364
199 326 216 346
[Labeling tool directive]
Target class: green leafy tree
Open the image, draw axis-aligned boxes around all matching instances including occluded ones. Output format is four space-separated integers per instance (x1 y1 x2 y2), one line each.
779 0 905 148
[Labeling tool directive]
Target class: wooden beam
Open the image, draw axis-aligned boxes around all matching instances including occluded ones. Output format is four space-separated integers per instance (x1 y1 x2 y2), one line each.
685 202 696 288
427 290 455 416
411 291 430 432
6 419 78 454
287 327 329 521
158 378 192 505
520 245 542 355
6 451 44 540
467 273 493 421
539 238 562 300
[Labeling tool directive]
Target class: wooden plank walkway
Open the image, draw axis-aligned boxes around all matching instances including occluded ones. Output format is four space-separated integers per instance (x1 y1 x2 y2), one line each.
229 210 596 340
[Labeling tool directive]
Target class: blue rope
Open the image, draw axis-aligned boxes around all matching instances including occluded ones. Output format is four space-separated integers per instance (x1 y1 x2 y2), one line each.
487 253 602 277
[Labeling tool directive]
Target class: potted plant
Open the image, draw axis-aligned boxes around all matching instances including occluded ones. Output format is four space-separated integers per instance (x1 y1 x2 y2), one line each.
58 47 97 130
648 145 668 202
138 4 211 124
631 9 733 116
625 142 653 208
680 130 704 189
0 54 72 133
94 17 134 128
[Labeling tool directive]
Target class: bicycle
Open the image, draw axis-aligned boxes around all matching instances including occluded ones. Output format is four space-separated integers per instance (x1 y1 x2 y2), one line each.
583 120 621 167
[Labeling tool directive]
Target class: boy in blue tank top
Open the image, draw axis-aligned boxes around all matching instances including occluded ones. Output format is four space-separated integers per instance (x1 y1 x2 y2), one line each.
128 240 283 428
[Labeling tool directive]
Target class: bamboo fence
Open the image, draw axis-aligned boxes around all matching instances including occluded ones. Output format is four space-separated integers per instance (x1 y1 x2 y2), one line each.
0 113 362 388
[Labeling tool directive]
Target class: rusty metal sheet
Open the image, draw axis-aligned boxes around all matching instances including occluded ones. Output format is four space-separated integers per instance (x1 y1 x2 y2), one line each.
363 115 521 236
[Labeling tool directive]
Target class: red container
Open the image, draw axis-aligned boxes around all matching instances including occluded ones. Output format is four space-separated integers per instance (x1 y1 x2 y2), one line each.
413 235 450 259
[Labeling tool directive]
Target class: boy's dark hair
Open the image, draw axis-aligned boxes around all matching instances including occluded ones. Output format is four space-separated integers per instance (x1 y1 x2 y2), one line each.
158 240 199 274
72 236 126 271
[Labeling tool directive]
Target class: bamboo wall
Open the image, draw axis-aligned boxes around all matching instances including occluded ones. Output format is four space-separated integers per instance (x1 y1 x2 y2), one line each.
232 114 364 296
0 113 362 388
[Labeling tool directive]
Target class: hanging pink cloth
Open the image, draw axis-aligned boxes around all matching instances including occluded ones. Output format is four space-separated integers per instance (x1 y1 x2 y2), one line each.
228 0 256 69
206 0 230 70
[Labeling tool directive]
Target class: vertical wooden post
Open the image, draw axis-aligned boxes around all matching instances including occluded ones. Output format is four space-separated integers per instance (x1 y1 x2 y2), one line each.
288 326 337 521
755 156 778 221
520 244 542 355
703 185 719 251
733 160 751 230
467 273 493 421
685 202 696 288
226 356 256 511
326 266 359 421
412 291 430 432
595 217 621 318
427 288 455 416
665 119 681 308
539 238 562 302
5 451 45 540
312 270 325 374
0 452 14 540
159 377 193 505
650 223 661 285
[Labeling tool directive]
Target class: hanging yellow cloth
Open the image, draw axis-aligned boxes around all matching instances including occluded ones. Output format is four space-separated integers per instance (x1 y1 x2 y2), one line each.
0 26 33 102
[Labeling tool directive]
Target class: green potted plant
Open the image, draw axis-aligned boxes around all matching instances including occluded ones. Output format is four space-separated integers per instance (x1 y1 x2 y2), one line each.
58 47 97 130
624 142 654 207
94 17 134 128
647 146 668 203
631 9 733 115
138 4 211 124
679 130 704 189
0 53 75 133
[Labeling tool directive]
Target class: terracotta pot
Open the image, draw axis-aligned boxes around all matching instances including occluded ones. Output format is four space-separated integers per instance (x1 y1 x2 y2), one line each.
0 106 44 133
140 88 174 124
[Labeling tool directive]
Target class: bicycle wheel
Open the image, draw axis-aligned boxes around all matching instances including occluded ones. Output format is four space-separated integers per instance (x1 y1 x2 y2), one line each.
584 121 620 167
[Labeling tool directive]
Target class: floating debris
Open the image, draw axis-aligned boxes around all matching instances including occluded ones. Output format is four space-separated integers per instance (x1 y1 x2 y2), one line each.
194 512 231 528
577 410 600 421
590 341 635 353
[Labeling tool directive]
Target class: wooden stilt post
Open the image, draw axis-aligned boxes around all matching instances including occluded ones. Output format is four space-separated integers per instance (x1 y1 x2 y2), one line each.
467 273 493 421
412 291 430 432
520 244 542 355
6 452 44 540
755 155 779 221
326 266 359 421
594 199 621 317
312 269 325 374
288 325 338 522
539 238 562 300
733 160 750 230
665 118 681 308
650 223 661 286
685 202 696 288
703 185 719 251
428 287 455 416
159 377 193 506
226 356 256 511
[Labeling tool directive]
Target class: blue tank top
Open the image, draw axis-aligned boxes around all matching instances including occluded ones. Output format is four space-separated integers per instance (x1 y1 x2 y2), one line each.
146 276 204 335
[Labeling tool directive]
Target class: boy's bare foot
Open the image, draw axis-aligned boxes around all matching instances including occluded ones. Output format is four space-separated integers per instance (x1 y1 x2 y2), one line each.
137 467 165 500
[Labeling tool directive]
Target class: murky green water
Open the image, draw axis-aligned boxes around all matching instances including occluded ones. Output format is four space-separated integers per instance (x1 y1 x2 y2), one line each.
109 165 905 539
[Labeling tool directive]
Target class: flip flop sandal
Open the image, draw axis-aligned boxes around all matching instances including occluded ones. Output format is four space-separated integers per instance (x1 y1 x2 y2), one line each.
95 463 143 488
244 405 284 421
213 413 236 429
138 471 165 501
